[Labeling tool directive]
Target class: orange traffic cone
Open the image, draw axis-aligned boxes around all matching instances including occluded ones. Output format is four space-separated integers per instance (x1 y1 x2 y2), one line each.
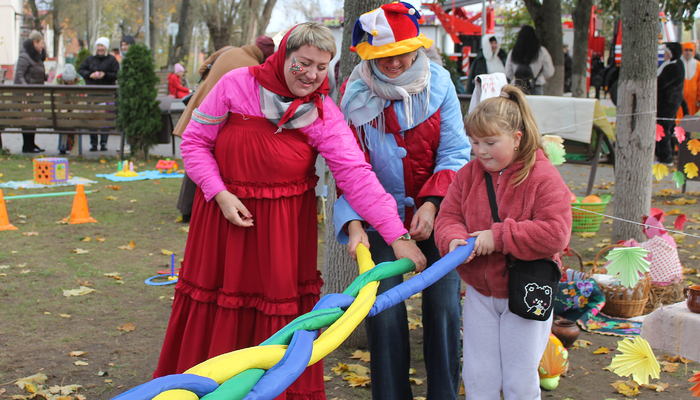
0 189 18 231
63 184 97 224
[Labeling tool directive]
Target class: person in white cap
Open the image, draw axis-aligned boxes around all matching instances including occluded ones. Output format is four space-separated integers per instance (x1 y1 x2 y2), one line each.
78 37 120 151
337 2 469 399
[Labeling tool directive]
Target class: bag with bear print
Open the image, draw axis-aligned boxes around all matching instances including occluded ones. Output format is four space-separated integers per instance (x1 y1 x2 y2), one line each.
484 171 561 321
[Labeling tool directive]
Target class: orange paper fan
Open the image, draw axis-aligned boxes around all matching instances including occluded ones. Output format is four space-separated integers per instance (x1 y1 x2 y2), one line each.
690 370 700 397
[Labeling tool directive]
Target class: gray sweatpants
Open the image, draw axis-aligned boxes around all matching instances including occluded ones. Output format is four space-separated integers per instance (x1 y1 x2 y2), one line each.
462 284 552 400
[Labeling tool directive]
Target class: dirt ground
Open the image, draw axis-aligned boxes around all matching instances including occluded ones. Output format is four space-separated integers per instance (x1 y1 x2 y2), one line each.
0 158 699 400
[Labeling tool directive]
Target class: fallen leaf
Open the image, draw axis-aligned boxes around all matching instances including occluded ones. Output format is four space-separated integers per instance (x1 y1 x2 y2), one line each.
130 199 138 203
647 382 669 391
105 185 121 190
95 236 106 242
82 236 91 242
593 347 611 354
105 195 118 201
62 286 96 297
161 249 175 256
70 248 89 254
661 361 679 373
572 339 593 349
323 376 332 382
15 373 48 390
74 361 89 366
349 350 370 362
60 314 71 318
345 373 371 387
410 377 424 385
118 241 136 250
611 380 639 397
22 232 39 236
117 323 136 332
576 232 597 238
69 351 86 357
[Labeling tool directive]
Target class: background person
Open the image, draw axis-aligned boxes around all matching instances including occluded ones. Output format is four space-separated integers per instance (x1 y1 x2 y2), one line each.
78 36 120 152
14 30 47 153
677 42 700 119
563 43 572 93
505 25 554 95
168 63 190 99
467 36 507 94
337 3 470 399
120 35 135 57
153 22 426 400
173 35 275 223
656 42 685 165
55 64 85 155
435 84 572 400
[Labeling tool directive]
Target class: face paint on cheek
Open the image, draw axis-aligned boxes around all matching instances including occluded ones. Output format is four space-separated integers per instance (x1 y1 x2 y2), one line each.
289 57 303 75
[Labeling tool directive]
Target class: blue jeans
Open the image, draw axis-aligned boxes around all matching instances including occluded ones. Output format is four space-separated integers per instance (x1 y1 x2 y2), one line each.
365 231 462 400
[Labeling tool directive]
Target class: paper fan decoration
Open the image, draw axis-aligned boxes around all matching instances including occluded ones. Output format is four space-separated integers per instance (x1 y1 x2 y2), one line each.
690 370 700 397
673 171 686 188
542 135 564 149
655 124 665 141
604 247 650 288
608 337 660 385
544 141 566 166
674 126 686 143
539 334 569 390
653 163 669 181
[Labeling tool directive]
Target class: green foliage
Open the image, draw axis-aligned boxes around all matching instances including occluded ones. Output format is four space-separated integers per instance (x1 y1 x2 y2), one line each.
661 0 700 31
441 53 466 94
499 4 533 53
116 44 162 160
73 49 91 70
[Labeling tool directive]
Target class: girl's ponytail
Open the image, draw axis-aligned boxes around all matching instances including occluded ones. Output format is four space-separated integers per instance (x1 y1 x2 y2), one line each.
500 85 544 186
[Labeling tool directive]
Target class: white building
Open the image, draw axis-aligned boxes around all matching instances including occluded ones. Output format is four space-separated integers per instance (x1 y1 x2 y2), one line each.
0 0 24 76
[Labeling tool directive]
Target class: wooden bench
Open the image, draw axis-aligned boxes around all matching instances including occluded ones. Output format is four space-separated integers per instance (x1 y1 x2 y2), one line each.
155 70 171 97
0 84 126 158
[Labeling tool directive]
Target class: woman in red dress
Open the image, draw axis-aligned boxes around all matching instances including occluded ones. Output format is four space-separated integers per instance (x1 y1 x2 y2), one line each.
152 22 426 400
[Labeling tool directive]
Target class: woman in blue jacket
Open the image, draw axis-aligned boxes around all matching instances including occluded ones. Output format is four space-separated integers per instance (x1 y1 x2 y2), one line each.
335 3 471 399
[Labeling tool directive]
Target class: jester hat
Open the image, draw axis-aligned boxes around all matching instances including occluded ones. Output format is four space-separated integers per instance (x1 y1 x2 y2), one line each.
350 1 434 61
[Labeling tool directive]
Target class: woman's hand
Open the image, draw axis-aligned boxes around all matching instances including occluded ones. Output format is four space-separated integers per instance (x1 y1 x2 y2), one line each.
347 220 369 260
449 238 475 264
409 202 437 242
391 238 427 272
215 190 254 227
469 230 495 257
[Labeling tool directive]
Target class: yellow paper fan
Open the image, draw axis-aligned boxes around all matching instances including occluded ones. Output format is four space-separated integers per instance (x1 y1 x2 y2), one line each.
608 337 660 385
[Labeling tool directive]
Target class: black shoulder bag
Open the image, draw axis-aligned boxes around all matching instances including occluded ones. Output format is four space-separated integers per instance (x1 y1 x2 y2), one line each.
181 47 234 106
484 171 561 321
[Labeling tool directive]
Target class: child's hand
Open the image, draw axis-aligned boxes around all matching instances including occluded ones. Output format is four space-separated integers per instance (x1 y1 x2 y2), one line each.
449 239 475 264
469 230 495 256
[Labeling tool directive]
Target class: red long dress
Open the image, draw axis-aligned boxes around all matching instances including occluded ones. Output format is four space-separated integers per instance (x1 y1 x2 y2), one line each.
154 113 326 400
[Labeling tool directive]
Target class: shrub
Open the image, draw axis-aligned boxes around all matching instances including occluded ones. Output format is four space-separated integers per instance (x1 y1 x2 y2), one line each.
116 44 162 160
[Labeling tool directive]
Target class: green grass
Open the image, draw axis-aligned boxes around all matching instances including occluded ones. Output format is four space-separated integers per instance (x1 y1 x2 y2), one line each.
0 154 186 398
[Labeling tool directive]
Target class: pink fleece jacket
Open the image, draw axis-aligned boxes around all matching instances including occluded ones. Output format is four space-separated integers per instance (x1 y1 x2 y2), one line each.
434 149 572 298
180 67 408 245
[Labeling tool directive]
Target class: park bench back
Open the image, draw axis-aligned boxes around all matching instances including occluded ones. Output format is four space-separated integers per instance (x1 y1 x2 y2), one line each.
0 84 125 158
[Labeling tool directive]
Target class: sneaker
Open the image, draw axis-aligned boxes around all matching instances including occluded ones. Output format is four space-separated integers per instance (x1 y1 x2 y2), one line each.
100 145 108 151
90 145 98 152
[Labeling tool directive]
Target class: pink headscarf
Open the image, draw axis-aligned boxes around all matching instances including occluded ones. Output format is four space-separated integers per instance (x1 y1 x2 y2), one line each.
174 63 185 74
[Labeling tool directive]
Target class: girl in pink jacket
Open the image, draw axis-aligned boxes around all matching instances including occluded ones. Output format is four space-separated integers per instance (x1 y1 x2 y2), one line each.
435 84 572 400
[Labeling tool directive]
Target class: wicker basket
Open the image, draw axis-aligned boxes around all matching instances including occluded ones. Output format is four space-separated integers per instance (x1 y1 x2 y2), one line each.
591 245 651 318
560 247 588 281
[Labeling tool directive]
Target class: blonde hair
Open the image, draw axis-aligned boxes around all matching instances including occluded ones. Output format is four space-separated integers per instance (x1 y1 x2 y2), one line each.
286 21 337 60
464 84 544 186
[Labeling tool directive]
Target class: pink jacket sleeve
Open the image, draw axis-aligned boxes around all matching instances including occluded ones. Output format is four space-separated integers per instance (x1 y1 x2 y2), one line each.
306 97 408 245
180 70 264 201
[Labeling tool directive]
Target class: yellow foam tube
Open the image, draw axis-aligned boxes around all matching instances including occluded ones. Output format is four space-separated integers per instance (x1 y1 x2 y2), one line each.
153 389 199 400
156 244 377 399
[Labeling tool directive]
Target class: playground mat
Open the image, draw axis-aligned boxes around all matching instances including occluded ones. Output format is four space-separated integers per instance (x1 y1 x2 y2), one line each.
0 177 97 189
95 170 184 182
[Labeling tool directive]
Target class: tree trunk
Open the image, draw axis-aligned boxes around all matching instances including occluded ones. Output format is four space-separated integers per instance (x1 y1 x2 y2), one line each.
571 0 592 98
322 0 385 351
523 0 564 96
256 0 278 38
52 0 62 59
27 0 43 31
208 24 232 52
168 0 192 68
149 0 157 51
612 0 657 243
